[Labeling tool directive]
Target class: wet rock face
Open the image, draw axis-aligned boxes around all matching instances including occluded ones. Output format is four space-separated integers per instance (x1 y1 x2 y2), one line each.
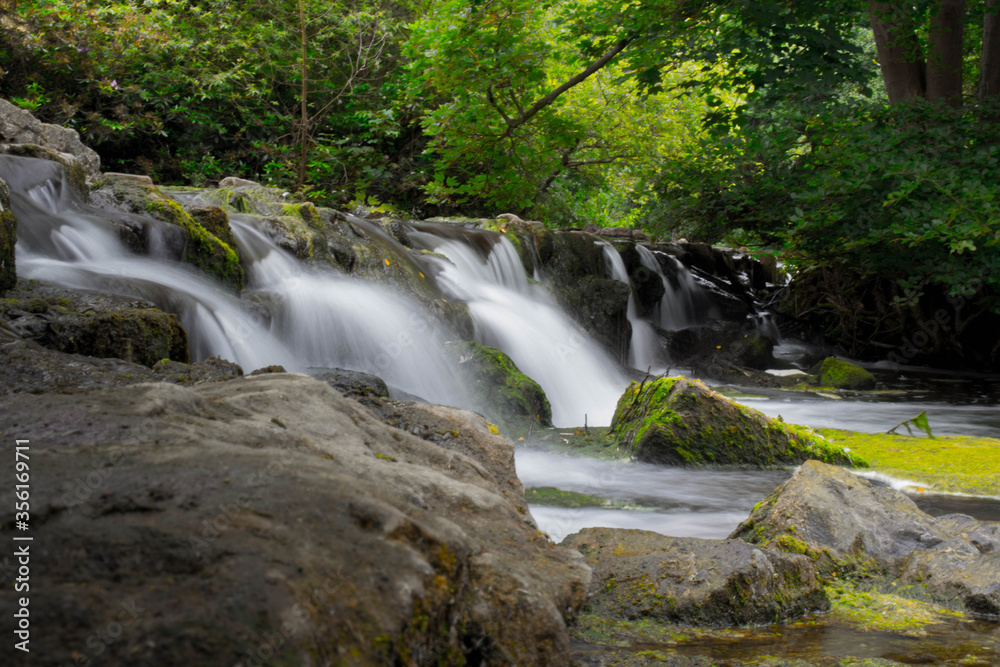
1 282 188 366
0 374 590 666
609 377 859 467
563 527 827 626
0 176 15 292
449 340 553 430
733 460 1000 615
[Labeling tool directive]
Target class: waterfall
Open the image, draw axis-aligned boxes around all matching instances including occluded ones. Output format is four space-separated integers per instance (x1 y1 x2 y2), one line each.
409 225 629 427
598 242 665 373
634 245 704 331
3 155 467 405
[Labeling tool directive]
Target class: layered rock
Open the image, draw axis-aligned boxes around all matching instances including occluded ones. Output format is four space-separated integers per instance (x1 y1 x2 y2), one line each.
0 374 590 666
609 377 861 467
0 97 101 182
564 527 827 626
732 460 1000 615
1 282 188 366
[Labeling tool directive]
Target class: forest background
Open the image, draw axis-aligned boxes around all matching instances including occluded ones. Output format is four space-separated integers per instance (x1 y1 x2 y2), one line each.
2 0 999 360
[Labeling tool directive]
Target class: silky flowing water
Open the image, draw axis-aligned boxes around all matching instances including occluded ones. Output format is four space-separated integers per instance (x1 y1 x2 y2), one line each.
5 153 999 664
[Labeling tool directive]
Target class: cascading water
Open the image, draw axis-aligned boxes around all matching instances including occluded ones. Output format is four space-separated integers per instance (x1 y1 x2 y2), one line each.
599 242 665 373
634 245 704 330
3 155 468 405
228 216 467 405
408 224 629 426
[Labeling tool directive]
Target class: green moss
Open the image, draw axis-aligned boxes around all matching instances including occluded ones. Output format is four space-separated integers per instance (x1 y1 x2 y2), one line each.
524 486 608 508
455 341 552 431
609 377 861 468
818 428 1000 495
816 357 877 390
825 579 962 636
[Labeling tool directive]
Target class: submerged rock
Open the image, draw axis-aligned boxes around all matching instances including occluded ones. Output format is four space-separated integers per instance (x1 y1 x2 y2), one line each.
563 527 827 626
0 374 589 665
814 356 877 390
609 377 860 467
732 460 1000 615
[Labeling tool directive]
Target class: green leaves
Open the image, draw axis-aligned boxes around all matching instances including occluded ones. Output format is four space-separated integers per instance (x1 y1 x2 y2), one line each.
888 411 934 438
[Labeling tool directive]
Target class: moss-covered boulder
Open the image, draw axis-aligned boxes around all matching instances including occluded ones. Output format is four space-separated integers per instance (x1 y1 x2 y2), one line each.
563 527 827 626
815 356 877 390
609 377 862 467
0 176 15 292
452 340 552 429
97 175 244 292
1 282 188 366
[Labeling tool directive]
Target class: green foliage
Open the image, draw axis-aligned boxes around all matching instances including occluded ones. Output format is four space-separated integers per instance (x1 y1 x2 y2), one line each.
888 412 934 438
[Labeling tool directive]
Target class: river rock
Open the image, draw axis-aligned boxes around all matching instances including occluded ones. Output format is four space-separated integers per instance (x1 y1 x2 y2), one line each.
450 340 552 430
95 174 244 292
814 356 877 390
732 460 1000 614
0 97 101 182
563 527 827 626
315 367 390 398
0 282 188 366
0 374 590 665
609 377 859 467
0 176 15 292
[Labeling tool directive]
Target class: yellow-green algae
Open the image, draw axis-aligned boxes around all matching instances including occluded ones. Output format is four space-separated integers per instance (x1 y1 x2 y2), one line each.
825 579 963 637
524 486 608 508
818 428 1000 496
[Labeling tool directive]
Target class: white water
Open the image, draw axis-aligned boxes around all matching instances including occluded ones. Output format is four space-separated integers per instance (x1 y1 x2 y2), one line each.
635 245 703 330
599 242 665 373
409 227 629 426
6 157 469 404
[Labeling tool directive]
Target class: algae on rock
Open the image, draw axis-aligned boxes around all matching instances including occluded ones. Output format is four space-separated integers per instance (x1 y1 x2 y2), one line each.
609 377 862 467
0 176 15 292
815 357 877 390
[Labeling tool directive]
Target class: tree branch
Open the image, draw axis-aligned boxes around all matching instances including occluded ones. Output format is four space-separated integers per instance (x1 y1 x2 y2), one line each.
503 37 633 136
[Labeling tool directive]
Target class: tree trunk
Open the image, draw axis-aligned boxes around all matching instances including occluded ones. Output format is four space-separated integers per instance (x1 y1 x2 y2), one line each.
298 0 309 190
869 2 927 103
981 0 1000 99
926 0 966 106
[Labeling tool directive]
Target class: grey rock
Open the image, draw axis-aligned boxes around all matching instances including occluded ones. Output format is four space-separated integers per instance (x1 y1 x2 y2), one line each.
563 527 827 626
0 98 101 181
0 374 590 665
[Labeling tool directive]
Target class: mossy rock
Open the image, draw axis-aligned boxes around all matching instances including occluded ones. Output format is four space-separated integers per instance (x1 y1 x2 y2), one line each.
0 176 15 292
453 340 552 430
99 175 244 293
815 357 877 390
0 282 189 366
609 377 862 467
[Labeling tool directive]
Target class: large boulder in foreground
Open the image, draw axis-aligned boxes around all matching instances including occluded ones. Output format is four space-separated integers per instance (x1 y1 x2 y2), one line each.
0 374 590 665
610 377 861 467
732 460 1000 614
563 527 827 626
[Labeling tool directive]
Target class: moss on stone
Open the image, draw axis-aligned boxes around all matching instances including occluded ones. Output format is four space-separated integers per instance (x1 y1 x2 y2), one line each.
818 428 1000 496
102 176 244 292
0 177 16 292
454 340 552 430
524 486 608 508
815 357 877 390
610 377 864 468
825 579 963 637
